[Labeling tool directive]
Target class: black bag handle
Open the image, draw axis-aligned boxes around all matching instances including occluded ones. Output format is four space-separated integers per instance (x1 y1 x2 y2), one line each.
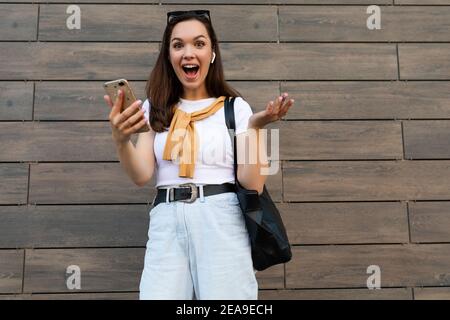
224 96 238 182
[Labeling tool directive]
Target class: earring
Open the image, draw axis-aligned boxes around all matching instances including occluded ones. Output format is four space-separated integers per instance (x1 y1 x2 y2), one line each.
211 52 216 64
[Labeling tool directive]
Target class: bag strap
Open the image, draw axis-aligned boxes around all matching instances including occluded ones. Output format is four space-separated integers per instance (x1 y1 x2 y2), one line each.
224 96 238 182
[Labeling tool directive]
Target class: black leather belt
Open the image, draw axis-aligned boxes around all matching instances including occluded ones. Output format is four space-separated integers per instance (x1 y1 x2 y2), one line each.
152 183 236 207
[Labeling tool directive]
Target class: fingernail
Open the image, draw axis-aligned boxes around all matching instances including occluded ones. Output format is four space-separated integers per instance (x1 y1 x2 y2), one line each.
137 99 142 105
117 89 121 95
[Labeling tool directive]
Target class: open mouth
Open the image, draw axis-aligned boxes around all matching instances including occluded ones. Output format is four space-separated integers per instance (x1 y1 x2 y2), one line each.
182 65 200 78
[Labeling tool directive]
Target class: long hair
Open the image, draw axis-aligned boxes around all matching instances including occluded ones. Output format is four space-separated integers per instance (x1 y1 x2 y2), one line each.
145 13 242 132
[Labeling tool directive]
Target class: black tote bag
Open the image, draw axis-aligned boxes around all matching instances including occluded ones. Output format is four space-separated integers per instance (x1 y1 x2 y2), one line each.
224 96 292 271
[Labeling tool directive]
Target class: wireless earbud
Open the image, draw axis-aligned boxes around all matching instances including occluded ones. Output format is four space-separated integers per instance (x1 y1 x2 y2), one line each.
211 52 216 64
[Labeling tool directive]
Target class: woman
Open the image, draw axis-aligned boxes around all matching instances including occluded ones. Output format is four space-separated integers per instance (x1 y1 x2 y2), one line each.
104 10 294 300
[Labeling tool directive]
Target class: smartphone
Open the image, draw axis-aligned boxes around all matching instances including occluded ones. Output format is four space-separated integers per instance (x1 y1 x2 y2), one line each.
103 79 150 133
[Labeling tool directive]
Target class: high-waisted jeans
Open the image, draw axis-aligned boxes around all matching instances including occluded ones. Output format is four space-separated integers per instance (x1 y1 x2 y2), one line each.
139 190 258 300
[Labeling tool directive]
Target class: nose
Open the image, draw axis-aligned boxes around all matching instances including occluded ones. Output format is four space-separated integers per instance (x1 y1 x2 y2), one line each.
182 44 195 58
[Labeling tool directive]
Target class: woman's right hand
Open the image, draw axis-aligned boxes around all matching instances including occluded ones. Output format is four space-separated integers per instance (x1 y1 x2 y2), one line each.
104 89 147 145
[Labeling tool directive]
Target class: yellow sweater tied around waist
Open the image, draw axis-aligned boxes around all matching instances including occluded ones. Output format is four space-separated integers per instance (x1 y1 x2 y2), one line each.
162 95 227 178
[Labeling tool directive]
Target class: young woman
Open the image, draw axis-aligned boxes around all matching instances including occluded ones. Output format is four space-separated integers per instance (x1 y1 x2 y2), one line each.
104 10 294 300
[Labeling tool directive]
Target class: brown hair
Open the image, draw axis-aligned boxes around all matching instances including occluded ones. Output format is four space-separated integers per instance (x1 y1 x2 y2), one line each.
145 13 242 132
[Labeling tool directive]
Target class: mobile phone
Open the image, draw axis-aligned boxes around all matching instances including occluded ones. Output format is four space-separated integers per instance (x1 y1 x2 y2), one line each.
103 79 149 133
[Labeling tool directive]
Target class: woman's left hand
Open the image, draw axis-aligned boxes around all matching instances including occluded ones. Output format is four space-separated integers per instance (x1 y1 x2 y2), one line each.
248 92 295 129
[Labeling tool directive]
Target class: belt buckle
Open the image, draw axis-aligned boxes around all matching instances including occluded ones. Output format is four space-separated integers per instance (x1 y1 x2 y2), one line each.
178 183 198 203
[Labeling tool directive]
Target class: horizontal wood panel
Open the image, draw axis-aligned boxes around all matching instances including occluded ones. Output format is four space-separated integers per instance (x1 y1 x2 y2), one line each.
0 122 116 161
0 164 28 205
29 163 156 204
414 287 450 300
0 0 393 3
0 43 397 80
404 121 450 159
34 81 147 121
399 44 450 80
410 202 450 243
281 202 408 244
0 205 150 248
259 288 412 300
396 0 450 4
23 248 145 292
280 6 450 41
166 0 392 3
0 43 157 80
256 264 285 289
23 248 282 292
282 81 450 120
283 161 450 201
0 4 37 41
0 82 33 120
286 244 450 288
0 250 24 294
40 5 277 41
279 121 402 160
0 292 139 300
32 81 278 121
220 43 397 80
27 162 281 205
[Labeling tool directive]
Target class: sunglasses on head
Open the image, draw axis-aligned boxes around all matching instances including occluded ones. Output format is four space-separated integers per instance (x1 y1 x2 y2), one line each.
167 10 211 24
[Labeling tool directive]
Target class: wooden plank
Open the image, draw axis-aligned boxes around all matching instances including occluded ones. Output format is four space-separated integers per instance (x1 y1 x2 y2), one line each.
40 5 277 41
34 81 147 121
280 6 450 41
279 121 403 160
0 292 138 300
396 0 450 4
256 264 284 289
23 248 279 293
281 81 450 120
0 4 37 41
0 205 150 248
404 121 450 159
0 122 117 161
0 164 28 205
284 161 450 201
33 81 277 120
399 44 450 80
414 287 450 300
226 81 281 114
29 163 156 204
286 244 450 288
24 248 145 293
280 202 409 244
0 250 24 294
220 43 397 80
0 0 393 3
165 0 392 3
0 82 33 120
0 43 157 80
0 43 397 80
410 202 450 243
259 288 412 300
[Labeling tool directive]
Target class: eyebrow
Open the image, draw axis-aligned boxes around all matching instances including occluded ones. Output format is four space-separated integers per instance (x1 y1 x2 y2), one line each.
171 35 207 42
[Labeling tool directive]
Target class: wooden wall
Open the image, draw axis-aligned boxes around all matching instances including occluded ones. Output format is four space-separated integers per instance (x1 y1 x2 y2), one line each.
1 0 450 300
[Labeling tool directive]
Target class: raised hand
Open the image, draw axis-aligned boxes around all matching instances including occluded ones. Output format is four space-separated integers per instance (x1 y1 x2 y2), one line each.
104 89 147 145
248 92 295 129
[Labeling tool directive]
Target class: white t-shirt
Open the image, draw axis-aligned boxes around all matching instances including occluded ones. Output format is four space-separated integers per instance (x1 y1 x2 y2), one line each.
141 96 253 188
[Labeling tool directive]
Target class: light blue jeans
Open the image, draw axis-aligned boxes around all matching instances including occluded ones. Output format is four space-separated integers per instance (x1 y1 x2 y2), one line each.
139 190 258 300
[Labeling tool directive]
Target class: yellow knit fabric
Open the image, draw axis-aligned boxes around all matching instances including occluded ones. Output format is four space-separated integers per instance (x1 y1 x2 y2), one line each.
162 95 227 178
